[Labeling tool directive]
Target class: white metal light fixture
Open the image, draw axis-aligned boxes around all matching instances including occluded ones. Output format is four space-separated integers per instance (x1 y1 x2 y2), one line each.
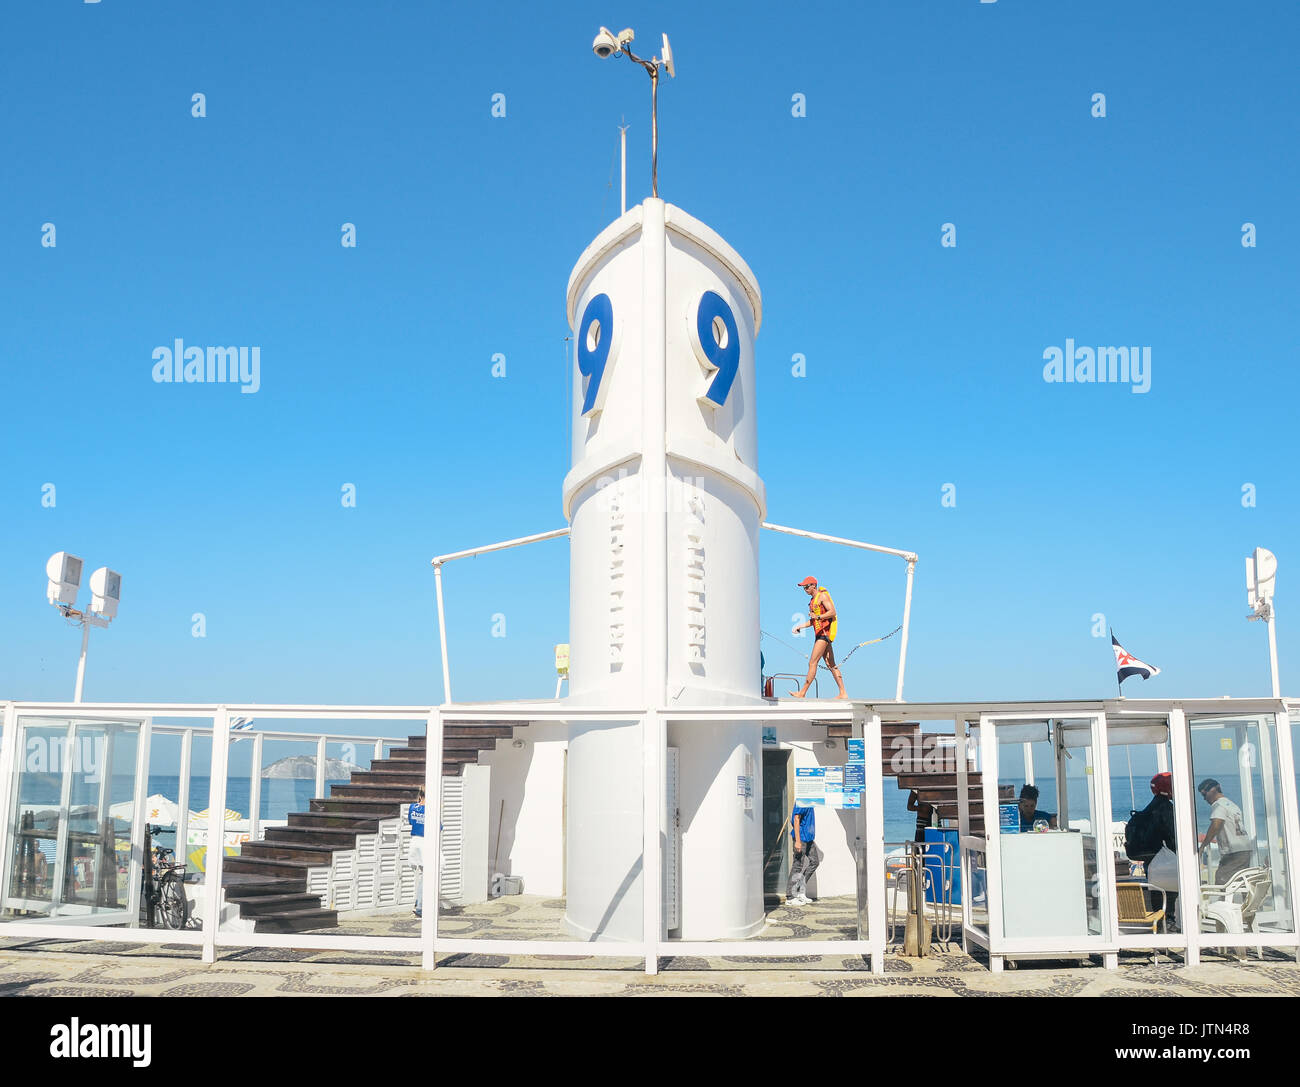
45 551 84 605
591 25 677 198
89 566 122 620
1246 547 1280 697
45 550 121 702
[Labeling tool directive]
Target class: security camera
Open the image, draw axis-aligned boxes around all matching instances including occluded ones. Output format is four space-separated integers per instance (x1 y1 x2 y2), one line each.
592 26 620 59
617 28 635 45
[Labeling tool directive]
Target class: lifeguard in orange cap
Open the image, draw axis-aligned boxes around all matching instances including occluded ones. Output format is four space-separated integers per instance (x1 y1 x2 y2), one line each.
790 576 847 699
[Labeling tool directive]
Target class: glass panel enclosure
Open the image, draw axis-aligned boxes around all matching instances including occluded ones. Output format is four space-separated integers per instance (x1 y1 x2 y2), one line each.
1187 714 1293 937
981 716 1111 945
4 717 142 921
958 722 990 942
1105 717 1177 934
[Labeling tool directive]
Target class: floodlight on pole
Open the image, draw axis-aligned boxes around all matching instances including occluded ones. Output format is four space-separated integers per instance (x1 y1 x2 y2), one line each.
45 551 121 702
1246 547 1280 698
592 25 676 199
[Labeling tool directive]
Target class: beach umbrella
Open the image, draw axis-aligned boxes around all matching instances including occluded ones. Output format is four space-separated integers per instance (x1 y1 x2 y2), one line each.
108 794 180 825
190 806 244 823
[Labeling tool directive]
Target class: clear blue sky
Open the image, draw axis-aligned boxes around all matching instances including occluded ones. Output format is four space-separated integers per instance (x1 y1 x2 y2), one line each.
1 2 1296 707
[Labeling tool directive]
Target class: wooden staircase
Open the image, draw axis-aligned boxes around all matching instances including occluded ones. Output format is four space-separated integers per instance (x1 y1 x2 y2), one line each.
217 722 518 933
822 721 1009 836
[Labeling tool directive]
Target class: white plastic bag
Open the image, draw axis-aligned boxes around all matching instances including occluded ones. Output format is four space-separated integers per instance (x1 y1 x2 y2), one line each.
1146 845 1179 891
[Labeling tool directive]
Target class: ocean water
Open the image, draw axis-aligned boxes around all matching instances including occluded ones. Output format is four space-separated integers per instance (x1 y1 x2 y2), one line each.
20 771 1258 853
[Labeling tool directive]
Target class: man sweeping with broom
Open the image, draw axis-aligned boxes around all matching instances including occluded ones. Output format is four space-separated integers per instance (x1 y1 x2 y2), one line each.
789 576 848 699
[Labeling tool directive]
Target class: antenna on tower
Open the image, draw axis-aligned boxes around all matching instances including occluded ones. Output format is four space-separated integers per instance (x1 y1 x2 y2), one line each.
592 26 677 199
618 118 629 214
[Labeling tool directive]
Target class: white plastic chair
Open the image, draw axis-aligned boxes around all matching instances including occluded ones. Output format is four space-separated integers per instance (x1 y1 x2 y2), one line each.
1199 866 1272 959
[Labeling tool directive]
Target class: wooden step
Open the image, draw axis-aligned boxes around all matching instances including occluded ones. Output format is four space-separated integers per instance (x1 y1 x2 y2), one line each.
219 873 305 897
384 749 426 762
224 855 323 879
310 797 405 817
288 812 383 832
253 908 339 934
264 825 362 848
895 773 984 789
225 891 325 915
440 736 504 752
911 786 1013 805
330 783 422 801
239 841 337 865
350 768 426 786
893 775 987 789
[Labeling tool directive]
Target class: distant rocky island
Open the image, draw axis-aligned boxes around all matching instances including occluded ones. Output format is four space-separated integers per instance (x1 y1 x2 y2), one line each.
261 755 362 780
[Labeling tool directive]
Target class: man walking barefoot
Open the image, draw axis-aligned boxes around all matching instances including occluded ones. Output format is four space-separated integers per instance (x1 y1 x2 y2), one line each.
790 576 848 699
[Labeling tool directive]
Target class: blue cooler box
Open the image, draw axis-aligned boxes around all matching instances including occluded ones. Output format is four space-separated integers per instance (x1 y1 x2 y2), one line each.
922 827 962 905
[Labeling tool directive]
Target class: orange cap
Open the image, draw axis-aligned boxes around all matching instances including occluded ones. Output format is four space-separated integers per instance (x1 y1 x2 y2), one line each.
798 576 818 588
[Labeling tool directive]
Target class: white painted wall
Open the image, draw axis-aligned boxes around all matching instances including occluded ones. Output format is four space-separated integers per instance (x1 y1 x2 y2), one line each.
459 763 492 906
480 723 567 898
777 724 861 899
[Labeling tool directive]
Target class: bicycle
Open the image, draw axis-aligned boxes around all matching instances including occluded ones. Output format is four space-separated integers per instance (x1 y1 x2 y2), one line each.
141 824 190 930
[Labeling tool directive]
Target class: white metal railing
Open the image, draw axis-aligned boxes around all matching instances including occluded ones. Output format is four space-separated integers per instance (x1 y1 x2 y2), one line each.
0 704 412 957
0 699 883 974
1 697 1295 975
428 521 918 705
761 521 917 701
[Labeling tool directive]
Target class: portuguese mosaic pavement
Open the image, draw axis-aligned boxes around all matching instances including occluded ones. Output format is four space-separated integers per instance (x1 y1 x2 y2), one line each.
2 894 1298 997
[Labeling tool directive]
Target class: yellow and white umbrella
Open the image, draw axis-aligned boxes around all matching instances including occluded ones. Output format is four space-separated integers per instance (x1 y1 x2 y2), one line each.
108 794 181 826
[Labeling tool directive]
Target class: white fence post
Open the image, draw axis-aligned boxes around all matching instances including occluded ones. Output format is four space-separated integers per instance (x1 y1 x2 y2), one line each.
642 708 663 975
1168 707 1199 966
0 704 19 900
202 707 232 964
249 732 264 842
864 710 887 974
314 735 327 801
422 707 443 971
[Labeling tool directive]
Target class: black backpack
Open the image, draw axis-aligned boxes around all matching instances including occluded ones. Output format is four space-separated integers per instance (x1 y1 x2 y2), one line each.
1124 806 1161 860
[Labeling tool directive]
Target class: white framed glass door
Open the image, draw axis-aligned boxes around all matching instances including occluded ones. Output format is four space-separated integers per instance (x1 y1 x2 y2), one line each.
3 715 145 923
977 712 1115 955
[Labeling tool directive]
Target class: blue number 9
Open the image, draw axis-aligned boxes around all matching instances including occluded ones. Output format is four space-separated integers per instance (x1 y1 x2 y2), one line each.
577 293 614 416
695 291 740 407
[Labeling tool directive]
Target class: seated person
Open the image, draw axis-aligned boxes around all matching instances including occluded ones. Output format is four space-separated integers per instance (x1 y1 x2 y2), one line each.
1017 784 1058 831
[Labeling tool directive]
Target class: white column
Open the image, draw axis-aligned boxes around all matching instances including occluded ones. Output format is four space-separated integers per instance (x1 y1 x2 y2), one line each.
176 729 192 878
864 711 887 975
642 709 663 974
0 704 20 905
422 707 443 971
1168 708 1198 965
979 718 1005 950
314 735 327 801
202 706 232 964
249 732 264 842
955 718 972 947
127 719 152 926
1092 713 1119 956
1271 703 1300 956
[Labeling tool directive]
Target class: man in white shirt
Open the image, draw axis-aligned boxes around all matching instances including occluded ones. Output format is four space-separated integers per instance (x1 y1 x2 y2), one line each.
1197 779 1254 885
